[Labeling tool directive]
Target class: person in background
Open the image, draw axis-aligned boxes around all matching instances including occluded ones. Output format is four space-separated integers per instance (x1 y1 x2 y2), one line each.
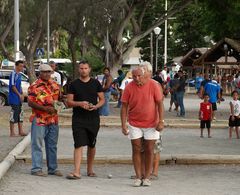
203 80 221 120
199 93 212 138
168 73 179 112
113 69 125 108
49 61 62 86
119 71 133 92
195 72 203 94
28 64 62 177
221 73 227 94
175 70 186 117
8 60 27 137
227 74 234 95
99 67 113 116
228 90 240 139
199 73 210 98
161 66 168 82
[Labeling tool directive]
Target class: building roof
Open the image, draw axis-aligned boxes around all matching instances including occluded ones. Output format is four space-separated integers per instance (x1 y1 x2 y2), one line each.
193 38 240 66
180 48 208 67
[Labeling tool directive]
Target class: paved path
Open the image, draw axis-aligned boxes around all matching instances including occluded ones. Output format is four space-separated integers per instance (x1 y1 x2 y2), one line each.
20 127 240 160
1 162 240 195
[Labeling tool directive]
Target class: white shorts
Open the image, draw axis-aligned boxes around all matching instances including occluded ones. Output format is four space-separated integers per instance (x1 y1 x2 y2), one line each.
128 124 160 140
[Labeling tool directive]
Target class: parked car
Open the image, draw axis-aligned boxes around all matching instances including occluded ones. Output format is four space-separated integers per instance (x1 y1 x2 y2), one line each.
0 79 9 106
0 69 29 98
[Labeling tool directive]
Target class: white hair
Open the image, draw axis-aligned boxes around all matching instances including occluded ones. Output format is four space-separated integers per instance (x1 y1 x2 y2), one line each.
139 61 152 73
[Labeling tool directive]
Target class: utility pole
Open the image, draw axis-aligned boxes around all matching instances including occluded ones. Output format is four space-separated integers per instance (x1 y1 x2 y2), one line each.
47 0 50 64
14 0 20 61
164 0 168 66
150 32 153 67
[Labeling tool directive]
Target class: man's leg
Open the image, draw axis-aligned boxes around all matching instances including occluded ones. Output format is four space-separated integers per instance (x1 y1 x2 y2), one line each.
235 127 239 139
143 139 155 179
131 138 143 179
152 152 160 176
31 118 45 174
9 105 16 136
10 122 16 137
87 146 96 175
45 124 59 174
18 107 26 136
71 147 83 177
179 91 185 116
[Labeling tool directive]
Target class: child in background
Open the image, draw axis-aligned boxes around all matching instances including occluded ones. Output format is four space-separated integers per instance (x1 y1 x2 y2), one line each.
229 90 240 139
199 93 212 138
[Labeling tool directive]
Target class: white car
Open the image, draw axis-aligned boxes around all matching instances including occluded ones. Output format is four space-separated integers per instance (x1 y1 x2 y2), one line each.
0 69 30 98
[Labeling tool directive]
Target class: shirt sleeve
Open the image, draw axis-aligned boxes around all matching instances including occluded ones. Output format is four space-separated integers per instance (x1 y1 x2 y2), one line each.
121 85 130 103
96 79 103 92
56 72 62 85
68 82 76 94
27 85 37 102
153 82 163 102
10 72 16 86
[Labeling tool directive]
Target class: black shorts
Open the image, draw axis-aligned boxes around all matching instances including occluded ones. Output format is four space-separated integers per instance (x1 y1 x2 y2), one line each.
228 116 240 127
200 120 211 129
72 117 100 148
10 104 23 123
211 102 217 111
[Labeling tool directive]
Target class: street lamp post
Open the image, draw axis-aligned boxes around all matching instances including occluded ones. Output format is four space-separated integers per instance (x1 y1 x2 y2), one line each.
153 27 162 73
14 0 20 61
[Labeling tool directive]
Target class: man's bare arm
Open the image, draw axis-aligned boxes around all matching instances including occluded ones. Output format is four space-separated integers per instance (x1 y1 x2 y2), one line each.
121 102 129 135
67 94 89 109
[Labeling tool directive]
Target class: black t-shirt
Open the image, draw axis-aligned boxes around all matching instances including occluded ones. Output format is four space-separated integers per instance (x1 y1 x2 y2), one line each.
153 75 164 84
68 78 103 120
176 77 186 92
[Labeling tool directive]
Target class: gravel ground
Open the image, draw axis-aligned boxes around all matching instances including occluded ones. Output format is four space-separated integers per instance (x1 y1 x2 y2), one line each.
0 162 240 195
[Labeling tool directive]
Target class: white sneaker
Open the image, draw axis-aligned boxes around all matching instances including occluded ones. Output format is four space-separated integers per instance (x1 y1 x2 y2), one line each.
142 178 151 186
133 179 142 187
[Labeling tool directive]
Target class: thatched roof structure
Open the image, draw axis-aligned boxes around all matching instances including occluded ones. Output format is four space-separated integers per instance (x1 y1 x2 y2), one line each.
193 38 240 66
180 48 208 67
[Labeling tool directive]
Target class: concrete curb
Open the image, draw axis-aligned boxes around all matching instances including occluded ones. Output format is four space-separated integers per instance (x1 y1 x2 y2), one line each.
16 154 240 165
0 134 31 180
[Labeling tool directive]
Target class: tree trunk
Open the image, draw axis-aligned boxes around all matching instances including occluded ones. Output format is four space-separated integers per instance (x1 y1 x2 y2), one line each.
25 55 37 84
68 35 78 79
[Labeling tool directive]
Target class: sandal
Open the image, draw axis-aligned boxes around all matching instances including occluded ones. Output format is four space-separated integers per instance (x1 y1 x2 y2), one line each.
66 173 81 180
87 172 97 177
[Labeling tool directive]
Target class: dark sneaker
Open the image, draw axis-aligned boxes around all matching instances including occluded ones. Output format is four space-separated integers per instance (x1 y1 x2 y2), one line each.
48 170 63 177
31 171 47 177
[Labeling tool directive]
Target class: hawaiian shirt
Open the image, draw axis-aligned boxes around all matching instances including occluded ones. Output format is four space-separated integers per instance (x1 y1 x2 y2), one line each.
28 78 60 125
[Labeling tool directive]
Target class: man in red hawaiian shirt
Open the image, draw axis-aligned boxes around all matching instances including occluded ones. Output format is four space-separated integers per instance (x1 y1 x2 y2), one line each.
28 64 62 177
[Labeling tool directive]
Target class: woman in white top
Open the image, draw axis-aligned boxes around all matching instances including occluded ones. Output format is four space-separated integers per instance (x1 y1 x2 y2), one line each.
229 90 240 139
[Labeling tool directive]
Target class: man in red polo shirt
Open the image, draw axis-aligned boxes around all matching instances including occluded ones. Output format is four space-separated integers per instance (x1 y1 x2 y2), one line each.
121 66 164 187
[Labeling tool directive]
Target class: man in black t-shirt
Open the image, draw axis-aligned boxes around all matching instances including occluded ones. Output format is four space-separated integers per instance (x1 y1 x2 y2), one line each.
66 61 105 180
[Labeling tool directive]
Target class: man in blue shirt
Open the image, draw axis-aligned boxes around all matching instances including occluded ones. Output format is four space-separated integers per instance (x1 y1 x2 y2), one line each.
204 80 221 120
9 60 27 137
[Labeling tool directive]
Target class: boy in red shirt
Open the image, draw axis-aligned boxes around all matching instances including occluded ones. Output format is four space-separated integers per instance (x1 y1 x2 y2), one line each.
199 93 213 138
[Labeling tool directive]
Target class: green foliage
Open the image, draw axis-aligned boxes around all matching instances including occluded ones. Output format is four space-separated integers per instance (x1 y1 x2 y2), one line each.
201 0 240 40
82 53 105 76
